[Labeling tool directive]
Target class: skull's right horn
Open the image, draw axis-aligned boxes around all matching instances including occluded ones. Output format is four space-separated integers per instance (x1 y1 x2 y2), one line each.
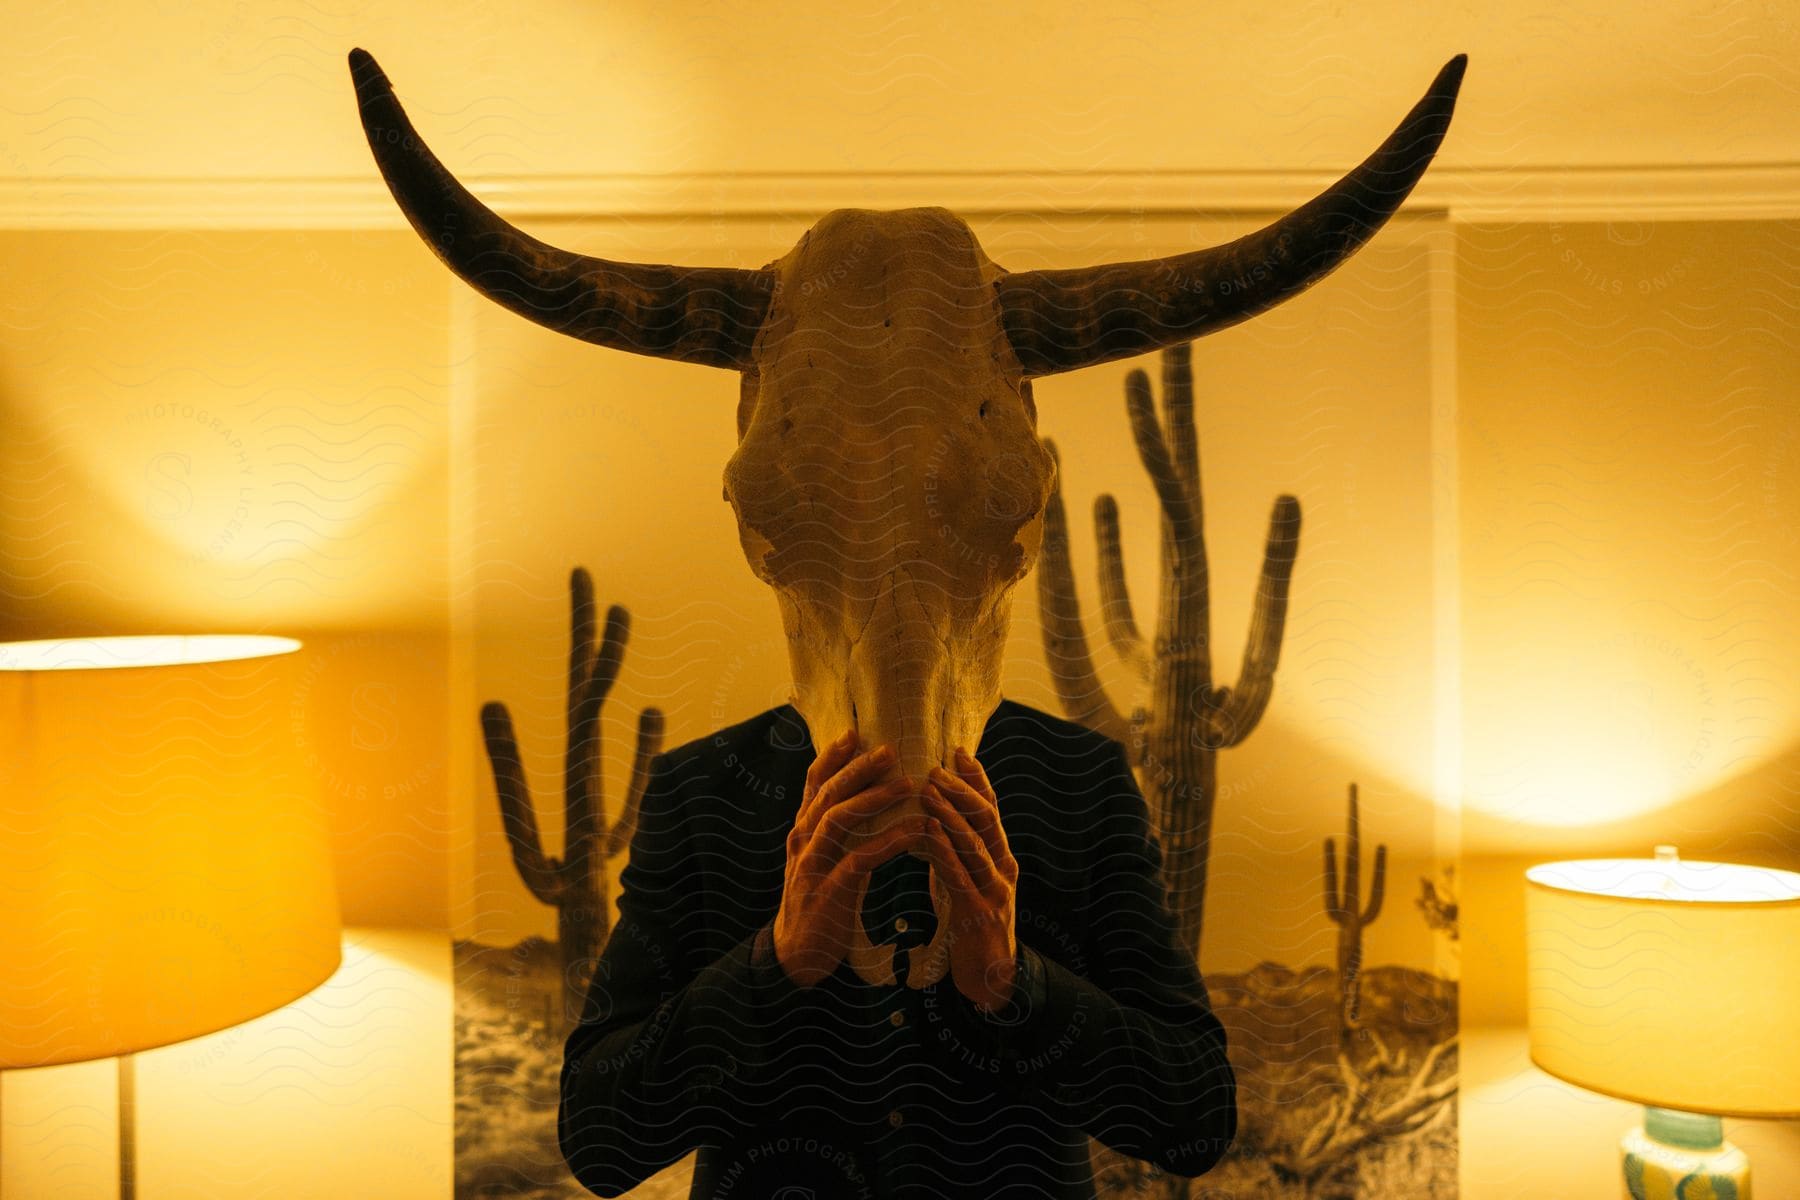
348 49 774 370
998 55 1467 378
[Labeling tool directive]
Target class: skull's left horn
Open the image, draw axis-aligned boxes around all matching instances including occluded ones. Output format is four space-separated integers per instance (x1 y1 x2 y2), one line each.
349 49 773 370
997 55 1467 378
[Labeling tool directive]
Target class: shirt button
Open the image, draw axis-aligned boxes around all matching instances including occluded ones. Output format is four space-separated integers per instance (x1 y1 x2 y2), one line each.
889 1009 905 1027
894 917 909 934
887 1108 904 1129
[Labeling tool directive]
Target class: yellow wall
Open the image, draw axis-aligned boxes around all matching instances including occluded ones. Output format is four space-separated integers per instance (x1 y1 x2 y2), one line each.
1455 219 1800 1197
2 3 1794 181
1456 219 1800 1026
0 229 454 928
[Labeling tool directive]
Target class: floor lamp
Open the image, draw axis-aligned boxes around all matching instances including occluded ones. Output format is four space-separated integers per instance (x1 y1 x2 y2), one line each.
0 635 342 1198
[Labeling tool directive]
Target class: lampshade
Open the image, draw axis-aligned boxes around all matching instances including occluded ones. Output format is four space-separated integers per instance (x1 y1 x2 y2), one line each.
0 635 342 1070
1525 849 1800 1118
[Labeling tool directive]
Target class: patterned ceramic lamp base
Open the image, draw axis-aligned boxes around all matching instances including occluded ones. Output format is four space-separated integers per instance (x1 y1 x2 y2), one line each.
1622 1107 1750 1200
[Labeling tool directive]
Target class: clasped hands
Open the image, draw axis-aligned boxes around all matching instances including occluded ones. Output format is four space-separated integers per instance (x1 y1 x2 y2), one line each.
771 730 1021 1012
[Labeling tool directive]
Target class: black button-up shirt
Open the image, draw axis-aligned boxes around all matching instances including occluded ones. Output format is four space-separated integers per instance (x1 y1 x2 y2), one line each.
560 699 1235 1198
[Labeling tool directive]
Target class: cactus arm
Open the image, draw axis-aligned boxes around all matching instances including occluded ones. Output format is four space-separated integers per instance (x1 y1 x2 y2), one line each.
568 567 597 720
1135 363 1211 717
1161 343 1197 498
1093 494 1152 684
1124 370 1199 553
1035 440 1129 746
1323 836 1342 921
602 706 666 860
1212 494 1302 747
584 603 631 704
1364 844 1388 924
564 573 629 886
561 567 598 885
480 699 566 903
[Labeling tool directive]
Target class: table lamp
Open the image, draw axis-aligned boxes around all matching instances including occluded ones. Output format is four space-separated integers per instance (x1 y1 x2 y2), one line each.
1526 846 1800 1199
0 635 342 1199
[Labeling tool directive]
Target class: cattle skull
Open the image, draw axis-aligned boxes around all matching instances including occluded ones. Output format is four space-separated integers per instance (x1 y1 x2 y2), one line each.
348 49 1465 987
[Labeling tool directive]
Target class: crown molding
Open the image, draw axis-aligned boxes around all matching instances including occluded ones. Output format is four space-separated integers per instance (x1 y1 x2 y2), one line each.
1 163 1795 230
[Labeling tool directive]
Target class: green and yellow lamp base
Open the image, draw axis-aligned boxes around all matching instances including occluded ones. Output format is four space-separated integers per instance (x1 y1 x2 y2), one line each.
1622 1107 1749 1200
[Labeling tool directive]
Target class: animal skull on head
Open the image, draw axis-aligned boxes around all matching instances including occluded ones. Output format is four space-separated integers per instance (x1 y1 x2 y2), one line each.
349 49 1465 986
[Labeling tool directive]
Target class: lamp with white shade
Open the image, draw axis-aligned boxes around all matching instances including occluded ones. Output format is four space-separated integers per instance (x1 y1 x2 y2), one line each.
1526 845 1800 1199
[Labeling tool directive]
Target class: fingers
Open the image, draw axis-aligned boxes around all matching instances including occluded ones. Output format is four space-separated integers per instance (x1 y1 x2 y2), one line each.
803 815 936 910
929 759 1019 886
952 745 998 806
928 761 1001 843
792 740 897 851
920 781 1007 896
791 775 912 874
803 727 860 805
810 776 915 858
915 819 974 895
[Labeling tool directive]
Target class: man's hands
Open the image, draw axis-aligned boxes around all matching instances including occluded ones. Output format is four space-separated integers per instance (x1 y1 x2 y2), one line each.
771 730 930 987
919 748 1020 1012
772 729 1021 1013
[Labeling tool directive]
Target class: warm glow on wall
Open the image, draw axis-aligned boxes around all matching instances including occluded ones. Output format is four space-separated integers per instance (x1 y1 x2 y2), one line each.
1458 223 1800 852
1461 624 1732 829
0 229 453 634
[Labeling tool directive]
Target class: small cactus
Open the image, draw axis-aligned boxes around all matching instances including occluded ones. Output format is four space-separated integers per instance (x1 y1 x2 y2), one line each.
1324 788 1389 1036
1323 782 1386 1035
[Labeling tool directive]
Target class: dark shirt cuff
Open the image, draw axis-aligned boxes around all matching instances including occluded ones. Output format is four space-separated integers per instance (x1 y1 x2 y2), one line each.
925 942 1073 1084
746 919 798 995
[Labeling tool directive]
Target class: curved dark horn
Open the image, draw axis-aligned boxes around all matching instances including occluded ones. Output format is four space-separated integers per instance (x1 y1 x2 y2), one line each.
998 55 1467 378
348 49 773 370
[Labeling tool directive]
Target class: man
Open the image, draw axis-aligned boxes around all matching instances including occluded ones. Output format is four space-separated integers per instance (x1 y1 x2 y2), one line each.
559 696 1236 1198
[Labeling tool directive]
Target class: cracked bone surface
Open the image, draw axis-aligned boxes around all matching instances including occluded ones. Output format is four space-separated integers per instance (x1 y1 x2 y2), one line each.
349 49 1467 987
726 208 1053 816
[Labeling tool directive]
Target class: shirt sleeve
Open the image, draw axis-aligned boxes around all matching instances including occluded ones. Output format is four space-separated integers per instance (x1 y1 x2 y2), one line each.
927 738 1238 1179
558 753 806 1197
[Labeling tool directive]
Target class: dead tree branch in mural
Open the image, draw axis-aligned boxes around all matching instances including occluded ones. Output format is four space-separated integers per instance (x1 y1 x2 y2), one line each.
480 567 663 1030
1036 341 1302 957
1274 1035 1459 1195
1324 782 1387 1042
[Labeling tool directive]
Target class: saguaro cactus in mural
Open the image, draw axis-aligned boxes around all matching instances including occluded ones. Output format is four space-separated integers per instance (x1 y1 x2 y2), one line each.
480 567 664 1029
1263 782 1454 1196
1036 342 1302 955
1324 782 1387 1038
